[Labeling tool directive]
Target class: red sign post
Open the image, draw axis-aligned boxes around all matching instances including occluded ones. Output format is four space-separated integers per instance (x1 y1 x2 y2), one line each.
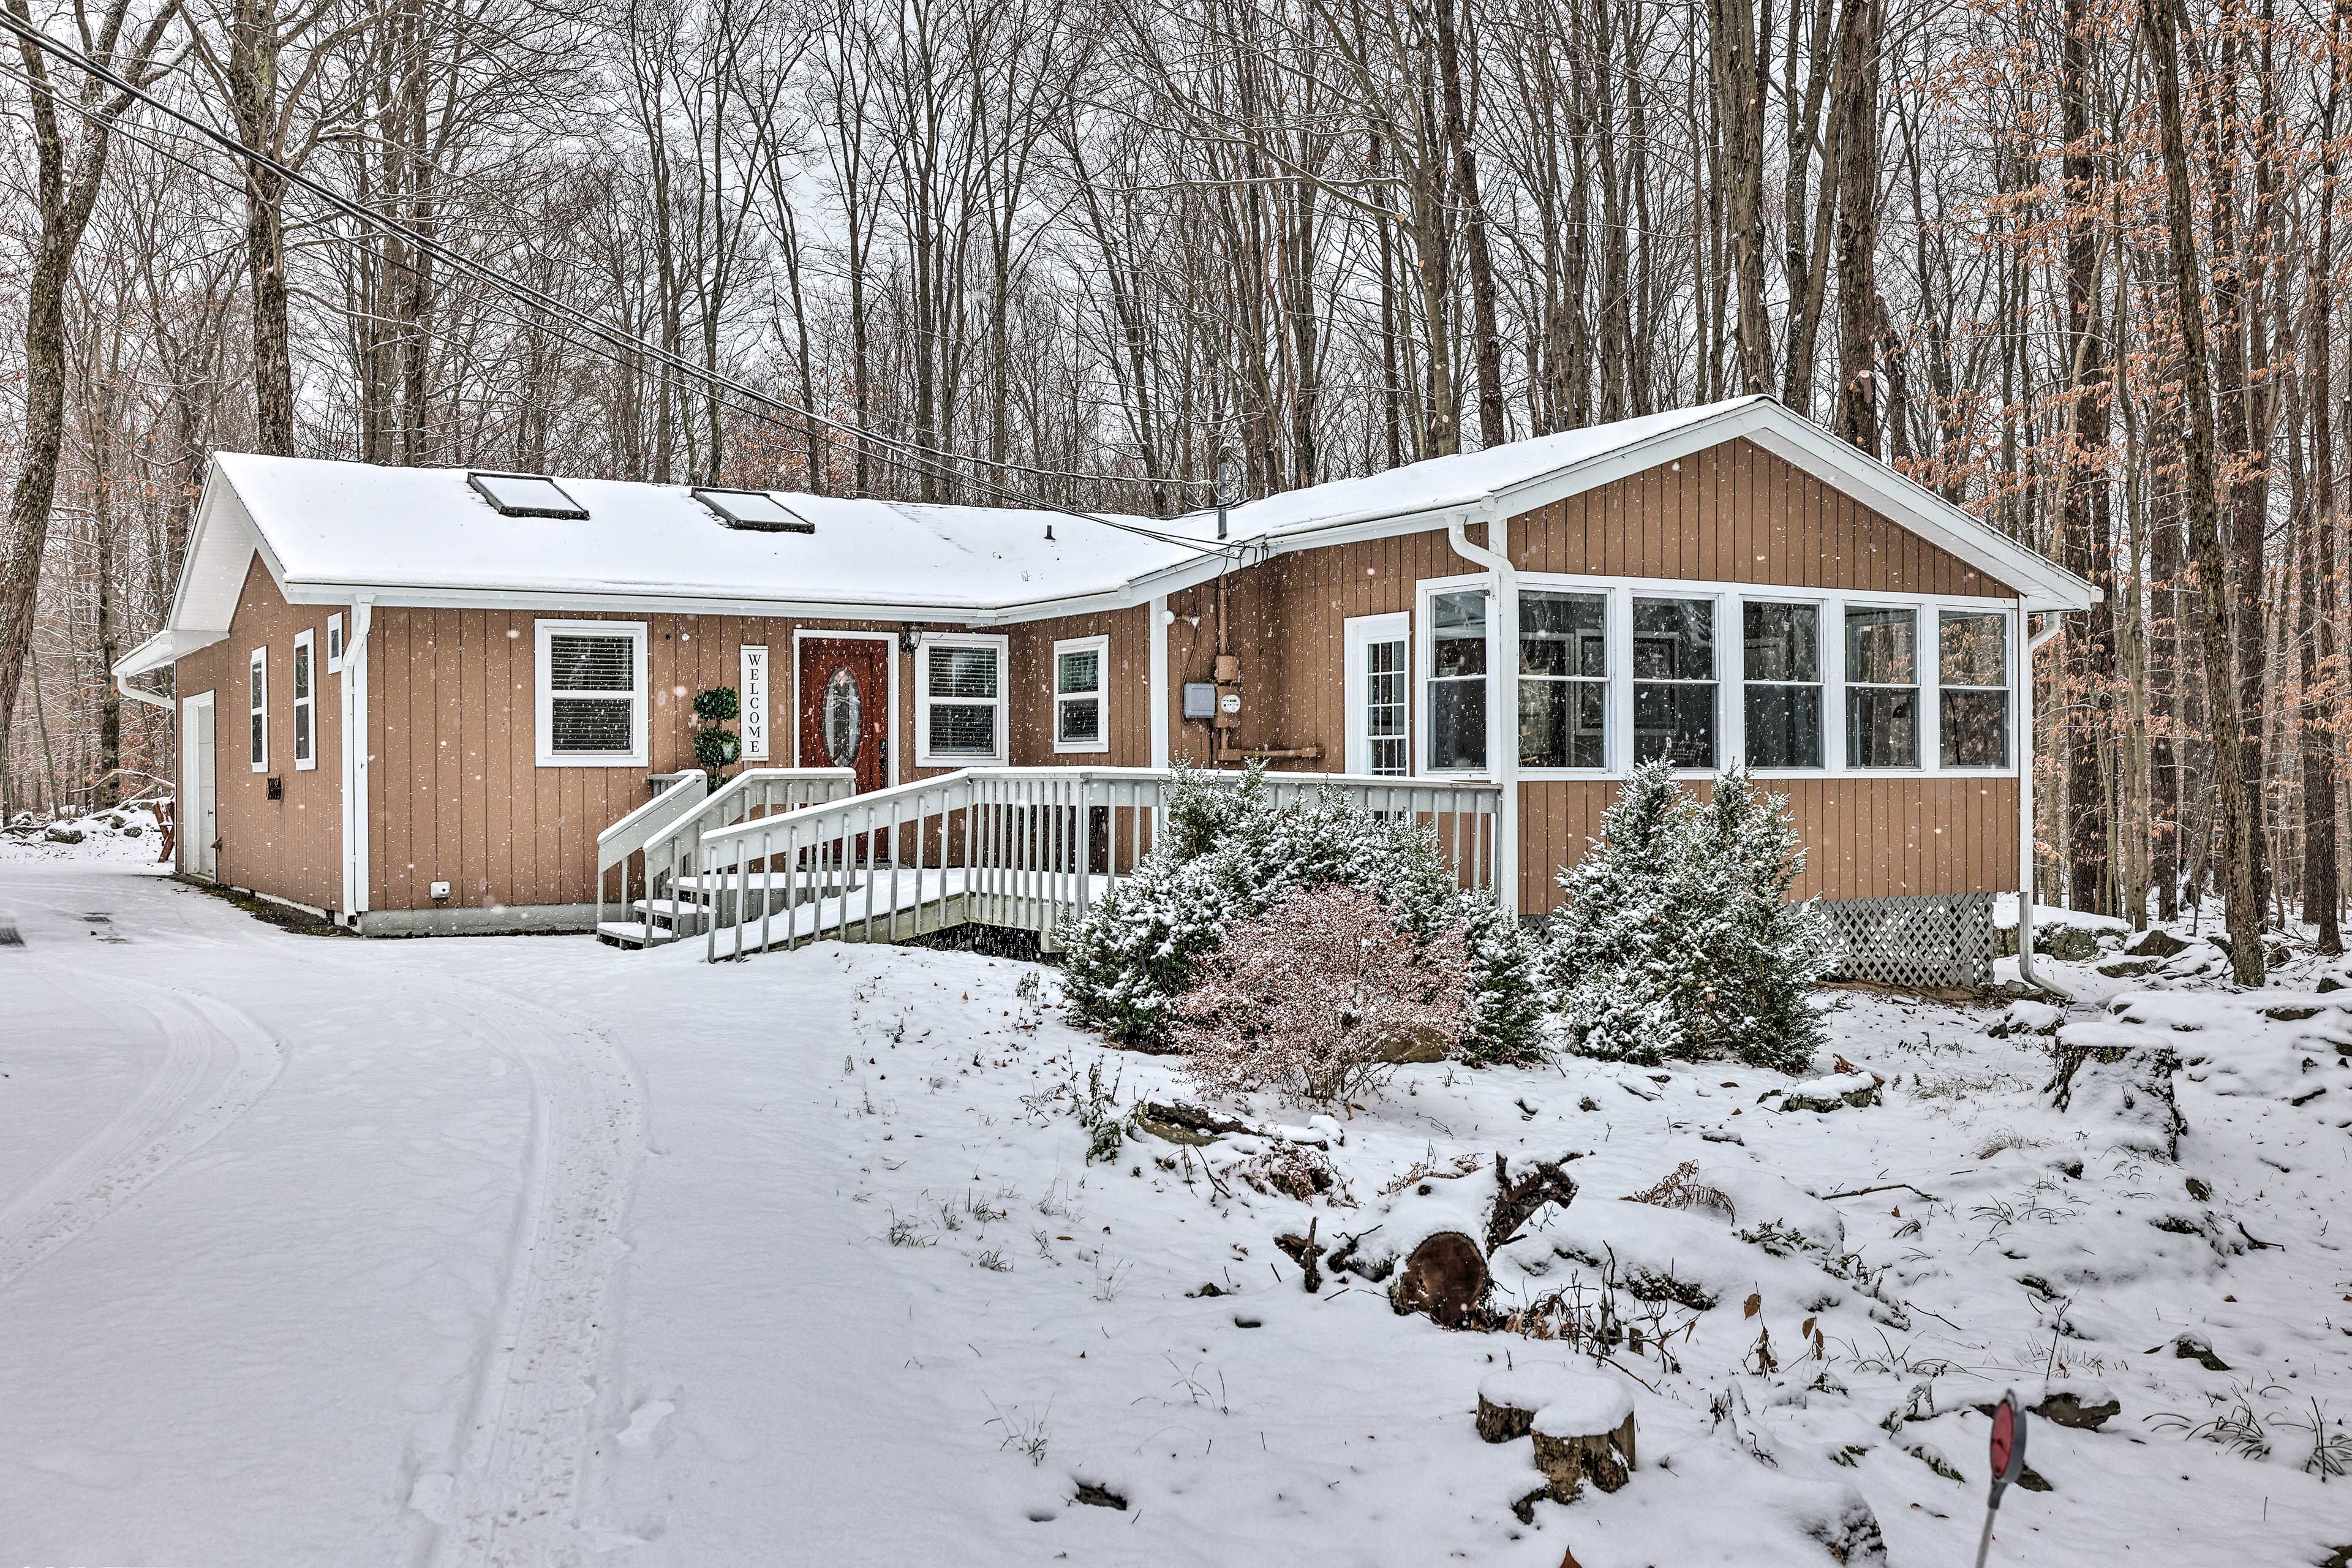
1975 1390 2029 1567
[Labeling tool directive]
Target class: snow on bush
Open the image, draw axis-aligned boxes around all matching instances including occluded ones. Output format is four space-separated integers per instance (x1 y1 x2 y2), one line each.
1169 884 1475 1110
1058 763 1545 1062
1545 760 1828 1072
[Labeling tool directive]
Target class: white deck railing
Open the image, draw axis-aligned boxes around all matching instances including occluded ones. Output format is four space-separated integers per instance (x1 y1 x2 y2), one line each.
692 766 1502 962
595 767 857 943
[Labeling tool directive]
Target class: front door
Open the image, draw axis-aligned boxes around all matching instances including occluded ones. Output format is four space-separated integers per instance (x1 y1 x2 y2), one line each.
181 691 217 878
797 637 891 794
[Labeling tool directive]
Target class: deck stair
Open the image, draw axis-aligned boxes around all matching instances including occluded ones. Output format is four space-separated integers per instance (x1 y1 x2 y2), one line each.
595 767 858 948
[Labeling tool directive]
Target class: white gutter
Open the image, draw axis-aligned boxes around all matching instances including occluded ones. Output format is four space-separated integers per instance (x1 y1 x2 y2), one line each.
112 630 176 710
2016 611 2071 998
1148 594 1170 767
1445 509 1519 916
339 597 374 924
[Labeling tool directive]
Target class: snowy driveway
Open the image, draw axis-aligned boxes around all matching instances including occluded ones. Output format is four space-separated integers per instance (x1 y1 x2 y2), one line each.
7 857 2352 1568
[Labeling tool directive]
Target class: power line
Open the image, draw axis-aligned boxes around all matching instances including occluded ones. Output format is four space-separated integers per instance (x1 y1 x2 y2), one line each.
0 7 1240 559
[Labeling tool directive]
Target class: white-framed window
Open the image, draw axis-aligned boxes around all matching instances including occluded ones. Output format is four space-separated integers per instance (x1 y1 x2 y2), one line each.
325 612 344 674
1052 635 1109 755
534 618 648 767
1424 588 1490 772
1519 589 1608 770
292 629 316 771
916 632 1008 765
1939 609 2010 767
1344 612 1411 776
1844 605 1920 767
1630 596 1717 767
248 646 268 772
1741 600 1823 769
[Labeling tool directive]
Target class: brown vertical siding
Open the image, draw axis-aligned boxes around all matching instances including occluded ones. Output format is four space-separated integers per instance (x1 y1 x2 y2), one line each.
170 553 343 911
1004 606 1153 766
358 602 1152 912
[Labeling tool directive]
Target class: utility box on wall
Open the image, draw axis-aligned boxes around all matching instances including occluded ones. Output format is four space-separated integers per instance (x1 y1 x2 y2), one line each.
1182 682 1216 721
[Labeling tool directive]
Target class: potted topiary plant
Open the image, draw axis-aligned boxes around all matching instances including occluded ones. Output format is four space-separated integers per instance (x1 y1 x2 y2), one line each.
692 685 742 787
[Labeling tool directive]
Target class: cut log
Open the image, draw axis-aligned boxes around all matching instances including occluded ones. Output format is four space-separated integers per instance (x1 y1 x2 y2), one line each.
1389 1231 1488 1326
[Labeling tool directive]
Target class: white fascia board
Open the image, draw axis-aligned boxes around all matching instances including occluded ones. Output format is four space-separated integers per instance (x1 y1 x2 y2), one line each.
1732 409 2098 612
169 464 292 636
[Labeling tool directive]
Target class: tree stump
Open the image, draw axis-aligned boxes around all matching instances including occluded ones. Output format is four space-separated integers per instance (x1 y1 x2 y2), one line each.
1476 1367 1637 1503
1389 1231 1488 1327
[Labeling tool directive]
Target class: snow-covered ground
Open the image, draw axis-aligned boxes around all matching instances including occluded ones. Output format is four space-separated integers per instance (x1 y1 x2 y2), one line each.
3 845 2348 1566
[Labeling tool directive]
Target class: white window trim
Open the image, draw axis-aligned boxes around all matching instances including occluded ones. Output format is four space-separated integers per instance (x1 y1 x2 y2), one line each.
1627 590 1725 774
534 617 649 768
1935 607 2016 772
1051 634 1111 756
1415 568 2021 781
248 646 268 772
1343 612 1412 776
325 612 344 674
292 628 317 771
1736 593 1827 772
1418 581 1494 777
1842 599 1926 772
915 631 1009 767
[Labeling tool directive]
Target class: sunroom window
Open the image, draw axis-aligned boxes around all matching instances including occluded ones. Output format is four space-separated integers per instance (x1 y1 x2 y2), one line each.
1939 611 2010 767
1427 589 1488 771
1742 603 1821 769
1845 606 1918 767
1631 597 1716 767
1519 590 1607 769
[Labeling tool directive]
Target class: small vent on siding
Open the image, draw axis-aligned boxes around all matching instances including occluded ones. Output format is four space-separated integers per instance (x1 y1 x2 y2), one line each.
693 487 814 533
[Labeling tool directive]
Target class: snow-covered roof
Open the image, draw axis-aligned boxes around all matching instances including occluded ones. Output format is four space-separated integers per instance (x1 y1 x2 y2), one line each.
164 396 2095 643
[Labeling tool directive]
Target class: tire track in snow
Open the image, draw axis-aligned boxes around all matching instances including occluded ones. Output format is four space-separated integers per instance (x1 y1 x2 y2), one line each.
409 972 646 1568
0 976 284 1289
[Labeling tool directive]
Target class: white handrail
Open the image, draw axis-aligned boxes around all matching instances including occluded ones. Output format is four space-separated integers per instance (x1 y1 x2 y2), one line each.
595 772 708 935
694 767 1504 963
598 767 856 946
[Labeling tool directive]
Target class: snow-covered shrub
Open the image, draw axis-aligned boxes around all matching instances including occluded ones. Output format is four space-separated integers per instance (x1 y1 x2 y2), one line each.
1545 760 1828 1072
1169 884 1475 1110
1058 761 1542 1057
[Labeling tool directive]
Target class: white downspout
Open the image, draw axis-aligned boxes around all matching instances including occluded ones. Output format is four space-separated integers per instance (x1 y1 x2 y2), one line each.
2016 611 2070 998
341 598 375 925
1446 510 1519 916
1148 594 1170 769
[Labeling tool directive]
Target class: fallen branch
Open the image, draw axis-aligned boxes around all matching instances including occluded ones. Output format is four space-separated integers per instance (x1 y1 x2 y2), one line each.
1820 1182 1941 1203
1488 1152 1582 1251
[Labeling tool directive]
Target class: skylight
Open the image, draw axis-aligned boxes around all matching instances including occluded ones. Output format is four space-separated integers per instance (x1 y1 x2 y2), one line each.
467 471 589 519
693 487 814 533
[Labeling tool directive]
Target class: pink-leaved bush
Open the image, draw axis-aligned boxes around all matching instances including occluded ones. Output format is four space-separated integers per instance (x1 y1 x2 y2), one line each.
1170 884 1476 1110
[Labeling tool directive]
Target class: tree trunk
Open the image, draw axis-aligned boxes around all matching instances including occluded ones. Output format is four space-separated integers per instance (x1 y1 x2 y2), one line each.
2143 0 2264 984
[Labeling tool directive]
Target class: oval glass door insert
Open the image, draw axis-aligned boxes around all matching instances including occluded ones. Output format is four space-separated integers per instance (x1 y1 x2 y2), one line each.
823 666 863 766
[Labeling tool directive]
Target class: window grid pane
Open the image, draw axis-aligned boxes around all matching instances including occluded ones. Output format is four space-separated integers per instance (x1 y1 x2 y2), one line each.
1057 648 1101 696
548 634 635 692
1632 598 1715 767
1364 637 1408 777
929 702 997 755
551 696 634 753
1428 592 1488 769
1057 695 1102 745
928 645 998 699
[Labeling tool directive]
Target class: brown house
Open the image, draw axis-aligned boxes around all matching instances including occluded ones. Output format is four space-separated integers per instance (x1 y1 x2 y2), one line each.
116 397 2094 978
